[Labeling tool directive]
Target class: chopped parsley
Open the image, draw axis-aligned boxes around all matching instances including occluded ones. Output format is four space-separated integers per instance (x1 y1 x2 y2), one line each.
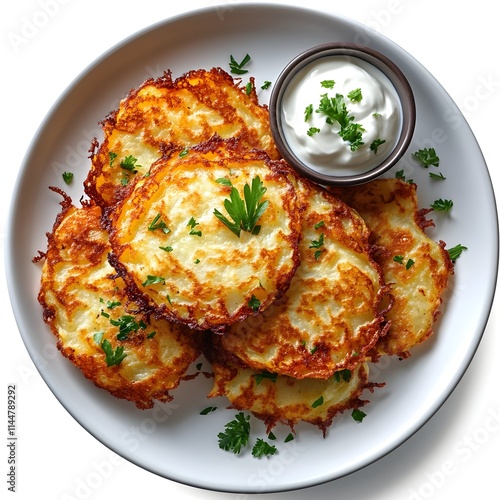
334 369 352 383
229 53 251 75
447 244 468 262
261 80 272 90
142 275 166 286
316 93 365 151
93 333 127 367
393 255 415 269
252 439 278 458
110 314 147 340
370 138 386 153
395 169 414 184
310 232 325 260
109 151 117 166
120 155 141 172
311 395 324 408
218 412 250 454
148 213 171 234
62 171 73 184
413 147 440 168
351 408 367 423
187 216 202 236
347 87 363 102
248 295 261 312
429 171 446 180
307 127 321 136
431 198 454 211
304 103 314 122
200 406 218 415
254 371 278 385
320 79 336 89
213 176 269 237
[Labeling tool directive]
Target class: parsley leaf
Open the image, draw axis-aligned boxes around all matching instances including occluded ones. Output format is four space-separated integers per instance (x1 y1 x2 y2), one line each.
218 412 250 454
431 198 453 211
109 152 117 166
248 295 261 312
312 395 324 408
187 216 202 236
142 275 166 286
351 408 366 423
347 88 363 102
316 93 365 151
429 171 446 180
93 333 127 367
304 104 313 122
310 233 325 260
200 406 218 415
62 172 73 184
334 369 352 383
254 371 278 385
447 244 468 262
252 438 278 458
229 54 251 75
120 155 142 172
413 147 440 168
109 315 146 340
148 213 170 234
370 138 386 153
214 176 269 237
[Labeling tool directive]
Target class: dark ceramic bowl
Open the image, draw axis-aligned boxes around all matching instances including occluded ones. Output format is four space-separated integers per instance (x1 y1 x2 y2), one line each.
269 42 416 186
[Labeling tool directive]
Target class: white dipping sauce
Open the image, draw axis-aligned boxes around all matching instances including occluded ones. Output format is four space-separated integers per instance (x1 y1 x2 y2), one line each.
281 56 402 176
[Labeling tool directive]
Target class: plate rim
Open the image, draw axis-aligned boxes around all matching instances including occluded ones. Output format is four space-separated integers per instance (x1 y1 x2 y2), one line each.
5 2 499 494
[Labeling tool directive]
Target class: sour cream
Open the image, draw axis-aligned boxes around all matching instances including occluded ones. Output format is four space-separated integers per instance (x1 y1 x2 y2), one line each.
281 56 402 176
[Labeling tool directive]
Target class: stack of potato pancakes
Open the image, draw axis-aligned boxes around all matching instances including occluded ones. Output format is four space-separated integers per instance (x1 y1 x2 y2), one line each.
37 68 453 434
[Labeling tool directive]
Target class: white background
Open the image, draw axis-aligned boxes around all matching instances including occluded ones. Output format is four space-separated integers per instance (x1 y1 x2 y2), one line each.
2 1 498 499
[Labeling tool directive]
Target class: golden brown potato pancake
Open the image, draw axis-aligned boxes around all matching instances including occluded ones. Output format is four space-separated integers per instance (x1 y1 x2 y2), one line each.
106 138 301 332
37 192 201 409
219 172 389 379
205 334 374 434
332 178 453 357
85 67 279 207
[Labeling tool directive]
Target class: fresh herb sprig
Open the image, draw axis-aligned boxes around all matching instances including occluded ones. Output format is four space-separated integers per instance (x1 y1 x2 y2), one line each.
214 176 269 237
217 412 250 454
413 147 440 168
316 93 365 151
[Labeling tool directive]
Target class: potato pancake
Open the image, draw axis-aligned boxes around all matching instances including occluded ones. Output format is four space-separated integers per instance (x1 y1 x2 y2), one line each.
205 334 373 434
85 67 279 207
37 193 201 409
219 172 388 379
332 178 453 357
106 138 301 332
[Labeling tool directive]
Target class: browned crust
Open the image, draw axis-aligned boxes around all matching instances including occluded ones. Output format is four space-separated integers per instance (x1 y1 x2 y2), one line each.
104 136 301 332
84 67 278 207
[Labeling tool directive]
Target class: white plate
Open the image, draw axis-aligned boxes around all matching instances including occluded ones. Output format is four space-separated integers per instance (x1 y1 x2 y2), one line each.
6 3 498 494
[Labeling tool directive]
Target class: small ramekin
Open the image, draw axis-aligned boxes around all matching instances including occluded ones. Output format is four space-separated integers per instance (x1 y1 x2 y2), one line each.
269 42 416 186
